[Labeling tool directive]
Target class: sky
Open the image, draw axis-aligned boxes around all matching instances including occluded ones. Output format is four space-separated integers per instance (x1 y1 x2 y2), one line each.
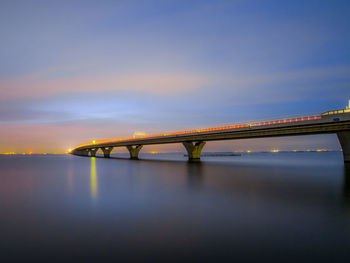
0 0 349 153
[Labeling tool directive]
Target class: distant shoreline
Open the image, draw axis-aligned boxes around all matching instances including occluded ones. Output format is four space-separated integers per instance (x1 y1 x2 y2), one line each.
0 150 342 156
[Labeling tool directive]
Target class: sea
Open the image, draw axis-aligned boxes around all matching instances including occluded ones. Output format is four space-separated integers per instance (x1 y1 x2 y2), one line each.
0 152 349 262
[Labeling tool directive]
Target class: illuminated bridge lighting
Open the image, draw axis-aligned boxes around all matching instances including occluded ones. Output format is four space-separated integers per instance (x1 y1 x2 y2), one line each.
72 114 323 151
69 104 350 163
71 104 350 162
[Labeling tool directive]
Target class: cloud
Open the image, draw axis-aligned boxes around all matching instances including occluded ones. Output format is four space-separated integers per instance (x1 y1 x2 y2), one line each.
190 66 350 107
0 72 207 101
2 65 349 103
0 109 75 123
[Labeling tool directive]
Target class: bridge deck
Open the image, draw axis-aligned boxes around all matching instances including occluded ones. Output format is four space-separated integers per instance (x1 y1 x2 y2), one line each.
71 109 350 162
73 112 350 150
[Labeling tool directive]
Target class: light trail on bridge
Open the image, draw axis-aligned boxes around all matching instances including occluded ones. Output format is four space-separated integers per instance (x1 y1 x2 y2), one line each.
73 115 323 149
70 107 350 163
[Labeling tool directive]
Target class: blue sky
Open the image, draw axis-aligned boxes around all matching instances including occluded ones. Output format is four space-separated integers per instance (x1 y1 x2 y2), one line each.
0 0 349 152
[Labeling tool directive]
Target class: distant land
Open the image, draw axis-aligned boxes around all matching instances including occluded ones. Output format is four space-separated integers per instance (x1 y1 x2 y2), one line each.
0 150 341 156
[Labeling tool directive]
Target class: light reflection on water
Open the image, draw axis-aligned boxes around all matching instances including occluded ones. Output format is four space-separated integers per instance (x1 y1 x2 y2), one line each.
90 157 97 199
0 152 349 261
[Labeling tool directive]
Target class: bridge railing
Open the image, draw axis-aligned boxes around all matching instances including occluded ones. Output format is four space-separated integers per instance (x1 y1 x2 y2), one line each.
322 108 350 115
73 114 324 150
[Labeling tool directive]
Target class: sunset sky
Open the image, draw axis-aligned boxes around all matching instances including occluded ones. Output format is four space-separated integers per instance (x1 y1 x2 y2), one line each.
1 0 349 153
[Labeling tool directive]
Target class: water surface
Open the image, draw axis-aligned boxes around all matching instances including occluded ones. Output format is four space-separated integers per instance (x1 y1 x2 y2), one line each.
0 152 349 261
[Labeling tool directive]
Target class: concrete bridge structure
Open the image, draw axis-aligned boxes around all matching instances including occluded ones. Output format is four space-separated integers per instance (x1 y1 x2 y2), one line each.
70 107 350 163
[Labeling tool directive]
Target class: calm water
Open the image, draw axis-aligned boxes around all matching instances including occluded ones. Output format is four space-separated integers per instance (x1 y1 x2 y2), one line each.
0 152 349 262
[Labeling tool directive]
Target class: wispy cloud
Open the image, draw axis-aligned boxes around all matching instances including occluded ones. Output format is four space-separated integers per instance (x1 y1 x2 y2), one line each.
2 65 349 103
0 72 207 101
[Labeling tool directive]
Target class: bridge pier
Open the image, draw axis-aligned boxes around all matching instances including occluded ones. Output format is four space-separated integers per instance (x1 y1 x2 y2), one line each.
89 148 98 157
102 147 113 158
183 141 206 162
337 131 350 163
126 145 143 160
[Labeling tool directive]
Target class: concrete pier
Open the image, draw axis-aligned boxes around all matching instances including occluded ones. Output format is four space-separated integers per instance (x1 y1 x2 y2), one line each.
183 141 206 162
89 148 98 157
102 147 113 158
126 145 143 160
337 131 350 163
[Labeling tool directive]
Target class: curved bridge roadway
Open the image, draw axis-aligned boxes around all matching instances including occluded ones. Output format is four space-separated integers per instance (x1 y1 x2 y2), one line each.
70 108 350 162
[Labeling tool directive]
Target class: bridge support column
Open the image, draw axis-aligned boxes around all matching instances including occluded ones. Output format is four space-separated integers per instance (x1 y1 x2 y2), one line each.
183 141 206 162
126 145 143 160
89 148 98 157
337 131 350 163
102 147 113 158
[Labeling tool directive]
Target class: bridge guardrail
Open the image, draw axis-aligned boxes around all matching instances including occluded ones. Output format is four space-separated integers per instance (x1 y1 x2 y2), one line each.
73 114 326 150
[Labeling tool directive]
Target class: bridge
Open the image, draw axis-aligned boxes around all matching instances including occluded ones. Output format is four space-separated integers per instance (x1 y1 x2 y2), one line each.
70 107 350 163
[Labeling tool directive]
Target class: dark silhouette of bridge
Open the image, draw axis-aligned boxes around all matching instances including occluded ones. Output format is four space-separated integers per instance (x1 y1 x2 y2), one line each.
70 107 350 163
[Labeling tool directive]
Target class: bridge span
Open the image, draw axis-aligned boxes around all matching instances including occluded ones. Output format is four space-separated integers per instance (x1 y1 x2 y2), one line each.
70 107 350 162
